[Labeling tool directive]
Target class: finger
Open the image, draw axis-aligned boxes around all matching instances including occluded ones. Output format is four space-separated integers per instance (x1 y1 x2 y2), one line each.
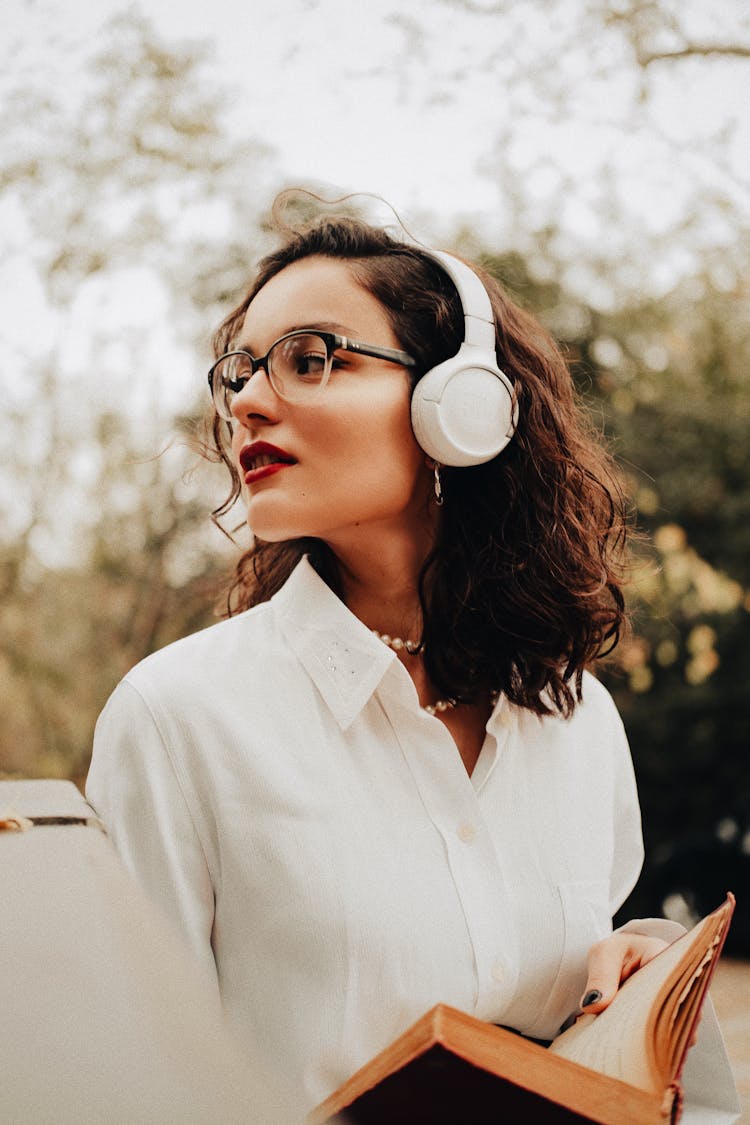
582 935 630 1013
582 934 670 1014
558 1010 580 1035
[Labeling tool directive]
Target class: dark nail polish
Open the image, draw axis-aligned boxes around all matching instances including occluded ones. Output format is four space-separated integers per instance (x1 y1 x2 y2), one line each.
581 989 602 1008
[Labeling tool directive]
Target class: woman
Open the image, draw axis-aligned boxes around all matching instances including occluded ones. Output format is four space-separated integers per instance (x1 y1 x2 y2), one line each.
86 208 737 1119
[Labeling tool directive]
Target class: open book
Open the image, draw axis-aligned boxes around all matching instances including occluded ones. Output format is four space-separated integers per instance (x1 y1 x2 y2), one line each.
311 895 735 1125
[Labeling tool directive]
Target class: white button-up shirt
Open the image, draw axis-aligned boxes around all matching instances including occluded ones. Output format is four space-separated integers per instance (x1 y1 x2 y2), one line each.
86 557 737 1120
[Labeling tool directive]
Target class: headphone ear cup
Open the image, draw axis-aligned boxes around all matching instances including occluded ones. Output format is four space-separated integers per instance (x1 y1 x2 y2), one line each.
411 348 518 467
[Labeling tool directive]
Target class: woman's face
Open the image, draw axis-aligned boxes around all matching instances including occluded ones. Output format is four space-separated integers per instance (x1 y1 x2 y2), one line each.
229 255 433 552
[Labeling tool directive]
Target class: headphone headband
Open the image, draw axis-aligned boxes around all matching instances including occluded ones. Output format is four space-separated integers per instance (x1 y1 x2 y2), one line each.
425 250 496 351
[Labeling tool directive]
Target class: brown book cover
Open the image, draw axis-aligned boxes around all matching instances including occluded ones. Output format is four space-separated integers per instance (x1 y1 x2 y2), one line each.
311 895 735 1125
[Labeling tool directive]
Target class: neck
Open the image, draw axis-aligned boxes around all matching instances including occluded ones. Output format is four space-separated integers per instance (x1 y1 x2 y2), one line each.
325 525 433 638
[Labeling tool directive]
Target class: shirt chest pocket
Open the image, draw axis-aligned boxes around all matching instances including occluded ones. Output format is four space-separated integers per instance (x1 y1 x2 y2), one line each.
516 878 612 1042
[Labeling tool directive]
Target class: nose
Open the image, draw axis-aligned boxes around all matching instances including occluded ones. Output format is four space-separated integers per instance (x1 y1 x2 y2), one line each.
229 362 280 426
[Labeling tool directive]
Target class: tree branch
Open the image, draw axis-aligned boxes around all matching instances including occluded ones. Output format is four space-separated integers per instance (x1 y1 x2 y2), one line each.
638 43 750 66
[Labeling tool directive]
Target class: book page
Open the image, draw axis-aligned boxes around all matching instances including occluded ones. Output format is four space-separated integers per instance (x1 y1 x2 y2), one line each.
547 916 718 1094
547 900 733 1097
655 924 727 1079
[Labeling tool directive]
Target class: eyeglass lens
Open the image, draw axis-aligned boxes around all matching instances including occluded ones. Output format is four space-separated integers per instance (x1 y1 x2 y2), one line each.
212 333 332 418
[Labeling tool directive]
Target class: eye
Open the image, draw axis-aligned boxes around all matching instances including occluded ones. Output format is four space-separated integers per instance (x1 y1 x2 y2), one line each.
225 354 253 391
276 334 329 382
295 351 327 379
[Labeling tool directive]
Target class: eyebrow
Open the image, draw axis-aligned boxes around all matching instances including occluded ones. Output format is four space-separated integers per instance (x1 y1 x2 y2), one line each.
236 322 359 352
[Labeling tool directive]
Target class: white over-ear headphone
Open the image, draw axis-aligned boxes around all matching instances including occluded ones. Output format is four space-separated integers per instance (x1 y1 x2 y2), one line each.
410 250 518 467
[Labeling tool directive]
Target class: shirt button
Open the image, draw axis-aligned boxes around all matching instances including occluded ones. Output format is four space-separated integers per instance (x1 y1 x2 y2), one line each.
457 823 476 843
491 961 506 983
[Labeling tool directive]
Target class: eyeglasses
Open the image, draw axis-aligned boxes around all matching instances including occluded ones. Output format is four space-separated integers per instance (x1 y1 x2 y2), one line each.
208 329 416 420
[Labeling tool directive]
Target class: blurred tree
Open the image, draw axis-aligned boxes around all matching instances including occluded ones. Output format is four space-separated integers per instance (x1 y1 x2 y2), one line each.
598 0 750 67
594 272 750 948
0 12 269 778
389 0 749 300
479 241 750 949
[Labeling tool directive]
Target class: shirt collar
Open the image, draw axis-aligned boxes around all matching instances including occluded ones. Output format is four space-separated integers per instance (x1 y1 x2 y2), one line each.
270 556 516 746
271 557 395 730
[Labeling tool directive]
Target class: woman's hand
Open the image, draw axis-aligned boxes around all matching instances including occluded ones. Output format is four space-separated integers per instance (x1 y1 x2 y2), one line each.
580 932 670 1013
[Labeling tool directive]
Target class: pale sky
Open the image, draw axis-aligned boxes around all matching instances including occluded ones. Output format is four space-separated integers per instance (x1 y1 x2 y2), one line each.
7 0 750 234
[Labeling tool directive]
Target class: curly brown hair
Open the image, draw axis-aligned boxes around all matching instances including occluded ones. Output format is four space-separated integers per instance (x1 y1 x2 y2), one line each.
205 211 630 717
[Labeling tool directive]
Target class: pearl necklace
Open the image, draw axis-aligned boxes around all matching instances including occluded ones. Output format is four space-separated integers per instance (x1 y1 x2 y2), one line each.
371 630 457 716
371 630 421 655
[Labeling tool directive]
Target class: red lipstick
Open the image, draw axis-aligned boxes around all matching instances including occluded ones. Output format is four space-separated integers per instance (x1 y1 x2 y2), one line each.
240 441 296 484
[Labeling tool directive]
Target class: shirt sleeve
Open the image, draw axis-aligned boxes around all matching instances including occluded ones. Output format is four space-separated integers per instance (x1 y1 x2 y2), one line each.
606 696 645 917
86 678 219 990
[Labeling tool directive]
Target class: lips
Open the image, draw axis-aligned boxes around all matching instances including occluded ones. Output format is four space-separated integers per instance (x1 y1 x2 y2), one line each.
239 441 296 483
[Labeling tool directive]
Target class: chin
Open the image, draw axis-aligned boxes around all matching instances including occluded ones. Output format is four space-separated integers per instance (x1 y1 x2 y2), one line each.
249 527 295 544
247 518 311 544
245 499 306 543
